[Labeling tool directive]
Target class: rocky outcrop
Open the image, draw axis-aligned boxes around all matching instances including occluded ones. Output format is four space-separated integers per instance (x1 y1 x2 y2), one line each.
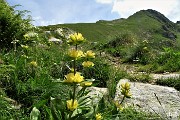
151 73 180 80
146 9 175 29
176 21 180 24
115 79 180 120
87 76 180 119
163 32 177 40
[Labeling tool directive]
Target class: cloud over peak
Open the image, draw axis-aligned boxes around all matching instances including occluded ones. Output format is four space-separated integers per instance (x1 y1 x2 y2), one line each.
95 0 180 22
111 0 180 22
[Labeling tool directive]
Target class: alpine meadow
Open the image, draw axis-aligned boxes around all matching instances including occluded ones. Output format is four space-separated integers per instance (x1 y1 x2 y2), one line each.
0 0 180 119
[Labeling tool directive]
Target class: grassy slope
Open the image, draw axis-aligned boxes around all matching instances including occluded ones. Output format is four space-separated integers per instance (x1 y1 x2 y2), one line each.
40 11 180 62
39 10 180 74
41 10 180 51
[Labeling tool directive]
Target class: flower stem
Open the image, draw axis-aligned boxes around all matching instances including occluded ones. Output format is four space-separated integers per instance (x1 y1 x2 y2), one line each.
120 95 125 104
72 83 76 106
73 60 76 75
72 59 76 106
73 44 78 75
75 44 78 50
72 44 78 105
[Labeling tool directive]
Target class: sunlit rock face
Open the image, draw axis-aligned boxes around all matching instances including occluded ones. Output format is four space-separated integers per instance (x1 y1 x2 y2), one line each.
115 79 180 120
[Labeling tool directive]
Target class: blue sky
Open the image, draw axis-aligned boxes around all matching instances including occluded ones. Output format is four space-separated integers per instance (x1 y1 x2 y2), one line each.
6 0 180 26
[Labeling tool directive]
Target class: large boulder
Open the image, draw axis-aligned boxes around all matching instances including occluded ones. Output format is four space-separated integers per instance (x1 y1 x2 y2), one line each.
115 79 180 119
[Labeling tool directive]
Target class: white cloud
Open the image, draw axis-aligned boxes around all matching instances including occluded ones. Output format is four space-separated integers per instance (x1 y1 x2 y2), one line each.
166 1 180 22
95 0 114 4
32 16 62 26
111 0 180 22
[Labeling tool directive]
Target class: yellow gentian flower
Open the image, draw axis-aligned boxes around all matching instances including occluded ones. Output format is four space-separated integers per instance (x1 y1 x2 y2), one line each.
66 99 78 111
64 72 84 83
121 82 130 90
21 45 29 49
82 61 94 67
30 61 37 67
68 32 85 44
24 34 30 40
118 104 124 111
114 100 124 111
73 72 84 83
21 55 28 59
84 50 95 58
68 49 83 59
96 113 103 120
121 82 132 98
70 68 74 72
80 81 92 87
124 91 132 98
76 33 84 42
64 73 74 83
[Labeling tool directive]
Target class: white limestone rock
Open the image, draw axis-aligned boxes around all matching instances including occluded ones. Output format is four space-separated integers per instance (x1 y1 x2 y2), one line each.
115 79 180 120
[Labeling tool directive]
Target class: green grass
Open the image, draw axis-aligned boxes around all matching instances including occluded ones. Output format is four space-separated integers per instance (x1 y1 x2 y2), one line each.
156 77 180 91
113 107 163 120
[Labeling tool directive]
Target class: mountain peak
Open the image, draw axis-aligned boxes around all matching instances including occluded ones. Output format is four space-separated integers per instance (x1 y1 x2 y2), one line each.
131 9 173 25
145 9 172 24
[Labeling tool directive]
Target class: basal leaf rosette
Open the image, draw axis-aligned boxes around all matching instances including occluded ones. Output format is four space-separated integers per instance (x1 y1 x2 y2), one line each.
68 32 86 45
68 49 84 60
64 72 84 83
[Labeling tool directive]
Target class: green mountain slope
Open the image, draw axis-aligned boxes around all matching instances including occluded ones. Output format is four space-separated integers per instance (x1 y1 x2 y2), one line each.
41 9 180 50
40 9 180 65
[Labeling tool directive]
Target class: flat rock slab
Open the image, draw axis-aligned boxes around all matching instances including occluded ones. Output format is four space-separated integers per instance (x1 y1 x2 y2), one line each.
115 79 180 119
151 73 180 80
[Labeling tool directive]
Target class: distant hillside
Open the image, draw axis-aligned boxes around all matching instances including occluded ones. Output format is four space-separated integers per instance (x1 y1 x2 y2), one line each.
41 9 180 47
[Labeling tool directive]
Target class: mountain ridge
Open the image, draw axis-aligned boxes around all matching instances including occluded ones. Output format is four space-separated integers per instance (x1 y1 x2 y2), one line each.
40 9 180 51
